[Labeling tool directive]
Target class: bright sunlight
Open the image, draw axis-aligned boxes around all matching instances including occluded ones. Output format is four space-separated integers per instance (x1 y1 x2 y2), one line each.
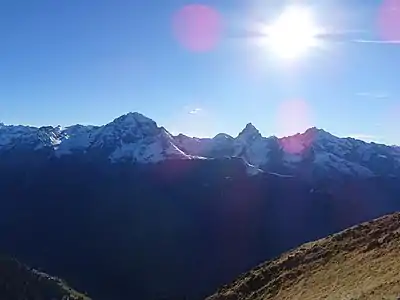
263 6 321 60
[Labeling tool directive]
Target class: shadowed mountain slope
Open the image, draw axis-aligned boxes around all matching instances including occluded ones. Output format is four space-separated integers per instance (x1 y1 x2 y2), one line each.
0 256 90 300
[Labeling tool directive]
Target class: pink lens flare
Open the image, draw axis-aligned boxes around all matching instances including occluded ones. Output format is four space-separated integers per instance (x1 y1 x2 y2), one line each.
377 0 400 41
173 4 222 52
276 99 314 154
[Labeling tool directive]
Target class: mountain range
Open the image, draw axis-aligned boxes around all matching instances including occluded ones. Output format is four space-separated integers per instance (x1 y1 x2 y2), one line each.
0 112 400 300
1 112 400 179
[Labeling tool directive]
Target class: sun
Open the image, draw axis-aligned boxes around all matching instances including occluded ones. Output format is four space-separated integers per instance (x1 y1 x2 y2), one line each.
263 6 320 60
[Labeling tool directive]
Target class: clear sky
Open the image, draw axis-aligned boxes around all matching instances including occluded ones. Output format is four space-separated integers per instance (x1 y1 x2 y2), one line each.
0 0 399 144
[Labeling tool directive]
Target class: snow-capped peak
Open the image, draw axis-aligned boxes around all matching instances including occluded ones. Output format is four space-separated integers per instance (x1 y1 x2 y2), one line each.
303 126 326 135
0 124 63 151
112 112 156 127
108 124 191 163
91 112 160 149
0 112 191 163
302 127 335 141
1 112 400 179
213 133 234 141
237 123 262 140
233 123 273 167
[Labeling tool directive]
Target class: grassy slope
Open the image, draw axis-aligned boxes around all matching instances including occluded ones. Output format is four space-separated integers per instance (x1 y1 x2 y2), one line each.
0 256 91 300
206 212 400 300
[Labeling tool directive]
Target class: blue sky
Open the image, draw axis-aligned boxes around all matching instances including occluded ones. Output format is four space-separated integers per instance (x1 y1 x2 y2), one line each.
0 0 399 144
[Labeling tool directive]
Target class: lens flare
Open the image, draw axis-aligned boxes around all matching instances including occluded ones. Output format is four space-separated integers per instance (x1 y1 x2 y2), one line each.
262 6 321 60
378 0 400 41
276 99 314 154
173 4 222 52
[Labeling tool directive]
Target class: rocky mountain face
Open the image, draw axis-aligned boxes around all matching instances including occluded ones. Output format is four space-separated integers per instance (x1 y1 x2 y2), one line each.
0 113 191 163
178 126 400 179
1 112 399 178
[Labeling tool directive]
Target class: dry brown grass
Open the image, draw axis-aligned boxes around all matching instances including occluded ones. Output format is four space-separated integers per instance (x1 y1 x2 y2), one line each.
206 212 400 300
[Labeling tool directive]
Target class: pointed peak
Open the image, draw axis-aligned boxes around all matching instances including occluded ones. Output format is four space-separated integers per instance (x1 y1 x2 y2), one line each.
238 123 261 139
244 122 257 130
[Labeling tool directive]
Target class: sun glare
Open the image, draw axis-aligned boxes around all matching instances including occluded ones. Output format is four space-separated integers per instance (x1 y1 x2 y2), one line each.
263 6 320 60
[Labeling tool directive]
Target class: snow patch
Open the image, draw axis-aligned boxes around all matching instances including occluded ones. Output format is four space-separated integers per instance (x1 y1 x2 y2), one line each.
268 172 294 178
243 161 264 176
1 112 400 178
313 152 374 176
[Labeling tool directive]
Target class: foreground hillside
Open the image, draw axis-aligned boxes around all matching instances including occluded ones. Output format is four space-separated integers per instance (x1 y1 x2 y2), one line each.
207 212 400 300
0 256 90 300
